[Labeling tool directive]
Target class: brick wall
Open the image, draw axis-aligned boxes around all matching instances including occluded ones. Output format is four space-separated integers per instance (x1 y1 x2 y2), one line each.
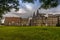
4 17 22 26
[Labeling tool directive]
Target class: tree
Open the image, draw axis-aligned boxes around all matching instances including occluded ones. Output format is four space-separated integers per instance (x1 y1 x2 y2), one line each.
0 0 19 24
0 0 19 18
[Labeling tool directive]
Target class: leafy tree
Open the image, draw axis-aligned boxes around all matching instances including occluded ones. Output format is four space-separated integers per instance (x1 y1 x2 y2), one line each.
0 0 19 18
0 0 19 24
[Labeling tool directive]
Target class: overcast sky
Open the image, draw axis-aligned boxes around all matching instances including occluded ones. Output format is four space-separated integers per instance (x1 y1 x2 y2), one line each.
3 0 60 18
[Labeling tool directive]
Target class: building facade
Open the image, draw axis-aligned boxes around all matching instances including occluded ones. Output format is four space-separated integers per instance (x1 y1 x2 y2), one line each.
4 17 29 26
4 10 60 26
30 10 60 26
4 17 22 26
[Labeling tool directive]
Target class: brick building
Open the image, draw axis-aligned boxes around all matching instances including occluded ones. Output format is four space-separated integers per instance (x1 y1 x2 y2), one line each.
4 17 22 26
4 10 60 26
4 17 29 26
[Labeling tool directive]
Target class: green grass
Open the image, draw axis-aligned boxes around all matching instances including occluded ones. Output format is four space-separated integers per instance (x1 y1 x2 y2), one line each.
0 26 60 40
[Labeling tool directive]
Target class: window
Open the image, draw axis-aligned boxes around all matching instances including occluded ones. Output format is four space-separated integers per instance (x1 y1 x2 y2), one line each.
12 21 14 23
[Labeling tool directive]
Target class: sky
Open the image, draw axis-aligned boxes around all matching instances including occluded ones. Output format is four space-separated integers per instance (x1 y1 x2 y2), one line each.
3 0 60 18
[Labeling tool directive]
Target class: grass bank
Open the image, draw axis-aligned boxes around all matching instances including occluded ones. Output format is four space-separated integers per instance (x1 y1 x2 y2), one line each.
0 26 60 40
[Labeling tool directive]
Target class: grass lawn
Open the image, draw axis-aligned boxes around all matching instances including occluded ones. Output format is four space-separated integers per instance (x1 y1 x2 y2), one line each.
0 26 60 40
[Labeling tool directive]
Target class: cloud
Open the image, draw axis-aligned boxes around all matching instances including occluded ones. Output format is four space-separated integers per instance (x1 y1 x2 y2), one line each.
17 9 27 13
3 0 40 18
3 0 60 18
39 4 60 15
